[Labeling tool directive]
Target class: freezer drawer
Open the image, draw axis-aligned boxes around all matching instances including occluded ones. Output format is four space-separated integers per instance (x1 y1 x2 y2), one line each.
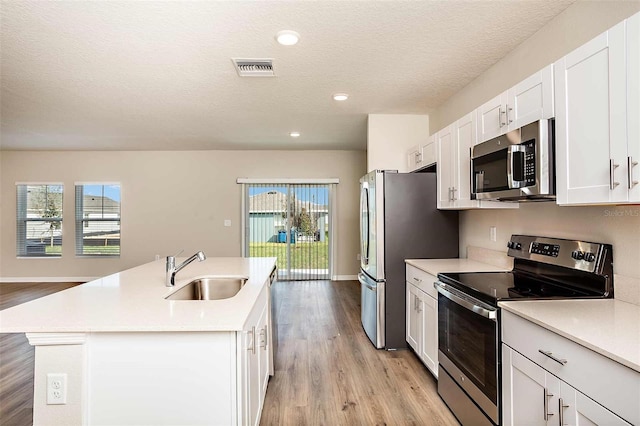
359 272 385 349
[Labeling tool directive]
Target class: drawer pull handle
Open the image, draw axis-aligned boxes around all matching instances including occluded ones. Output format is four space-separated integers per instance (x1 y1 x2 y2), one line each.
413 277 422 283
538 349 567 365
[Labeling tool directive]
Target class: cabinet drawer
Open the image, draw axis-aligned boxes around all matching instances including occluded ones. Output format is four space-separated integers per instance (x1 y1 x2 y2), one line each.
502 310 640 425
406 265 438 299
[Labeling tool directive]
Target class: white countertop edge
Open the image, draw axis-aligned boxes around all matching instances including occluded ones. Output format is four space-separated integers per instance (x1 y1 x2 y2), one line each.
405 258 511 276
499 300 640 373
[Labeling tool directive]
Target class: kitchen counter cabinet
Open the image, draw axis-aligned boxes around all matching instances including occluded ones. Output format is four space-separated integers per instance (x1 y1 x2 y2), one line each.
500 301 640 425
0 257 277 426
405 258 509 378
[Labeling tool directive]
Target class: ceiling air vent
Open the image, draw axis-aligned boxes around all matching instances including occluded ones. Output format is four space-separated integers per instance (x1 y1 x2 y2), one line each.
232 59 275 77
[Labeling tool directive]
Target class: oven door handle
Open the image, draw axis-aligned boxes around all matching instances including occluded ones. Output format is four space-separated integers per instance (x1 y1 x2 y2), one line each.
434 281 497 321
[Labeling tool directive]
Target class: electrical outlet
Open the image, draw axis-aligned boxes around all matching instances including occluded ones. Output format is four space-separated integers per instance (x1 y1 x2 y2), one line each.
47 373 67 405
490 226 497 242
155 254 160 261
356 253 361 260
224 219 232 227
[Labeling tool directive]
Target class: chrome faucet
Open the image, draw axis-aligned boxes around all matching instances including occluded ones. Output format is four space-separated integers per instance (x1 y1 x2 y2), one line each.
166 251 206 287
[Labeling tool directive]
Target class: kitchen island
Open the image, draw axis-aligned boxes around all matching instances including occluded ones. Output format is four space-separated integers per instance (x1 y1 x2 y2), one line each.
0 256 277 426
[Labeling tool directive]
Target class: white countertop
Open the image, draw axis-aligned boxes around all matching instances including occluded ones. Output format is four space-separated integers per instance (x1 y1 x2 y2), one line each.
405 258 511 276
499 299 640 373
0 257 276 333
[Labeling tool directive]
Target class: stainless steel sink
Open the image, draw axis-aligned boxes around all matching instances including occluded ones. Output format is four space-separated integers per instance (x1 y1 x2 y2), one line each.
166 276 248 300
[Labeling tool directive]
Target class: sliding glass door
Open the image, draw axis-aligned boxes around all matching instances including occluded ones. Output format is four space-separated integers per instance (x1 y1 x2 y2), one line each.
243 183 332 280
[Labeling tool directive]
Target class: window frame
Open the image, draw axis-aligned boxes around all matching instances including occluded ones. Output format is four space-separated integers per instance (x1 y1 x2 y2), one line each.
75 182 121 258
16 183 64 258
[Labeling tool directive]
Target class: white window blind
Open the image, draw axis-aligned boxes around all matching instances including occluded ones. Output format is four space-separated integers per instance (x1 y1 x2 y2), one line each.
75 184 121 257
16 184 64 257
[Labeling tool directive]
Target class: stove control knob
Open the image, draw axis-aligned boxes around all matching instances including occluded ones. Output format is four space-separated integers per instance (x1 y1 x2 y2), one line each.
515 243 522 250
584 252 596 262
507 241 514 249
571 250 585 260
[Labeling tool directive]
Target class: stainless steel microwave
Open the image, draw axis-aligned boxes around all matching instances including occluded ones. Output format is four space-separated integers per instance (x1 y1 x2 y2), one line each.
471 119 555 202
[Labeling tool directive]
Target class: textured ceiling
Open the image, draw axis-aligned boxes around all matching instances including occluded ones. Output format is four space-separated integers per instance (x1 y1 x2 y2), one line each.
0 0 576 151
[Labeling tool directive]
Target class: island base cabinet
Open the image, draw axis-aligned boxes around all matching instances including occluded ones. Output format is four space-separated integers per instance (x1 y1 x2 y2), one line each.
27 287 271 426
238 287 270 426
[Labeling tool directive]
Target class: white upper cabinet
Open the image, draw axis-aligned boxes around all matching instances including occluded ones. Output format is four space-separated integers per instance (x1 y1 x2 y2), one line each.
555 16 639 205
436 113 518 210
477 64 554 143
407 134 436 172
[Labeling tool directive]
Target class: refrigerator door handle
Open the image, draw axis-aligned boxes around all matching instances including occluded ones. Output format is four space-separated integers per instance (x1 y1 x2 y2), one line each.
358 272 375 290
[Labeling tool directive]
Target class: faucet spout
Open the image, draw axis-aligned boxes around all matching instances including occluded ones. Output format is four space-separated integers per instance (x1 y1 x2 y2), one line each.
166 251 206 287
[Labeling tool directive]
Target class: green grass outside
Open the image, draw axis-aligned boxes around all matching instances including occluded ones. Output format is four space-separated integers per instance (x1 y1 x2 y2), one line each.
44 245 120 256
249 241 328 269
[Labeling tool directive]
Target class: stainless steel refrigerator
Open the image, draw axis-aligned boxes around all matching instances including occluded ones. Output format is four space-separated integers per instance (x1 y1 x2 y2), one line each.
359 170 458 349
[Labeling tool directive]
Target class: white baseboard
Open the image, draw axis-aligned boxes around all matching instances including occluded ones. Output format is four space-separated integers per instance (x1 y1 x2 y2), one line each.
0 277 97 283
332 275 358 281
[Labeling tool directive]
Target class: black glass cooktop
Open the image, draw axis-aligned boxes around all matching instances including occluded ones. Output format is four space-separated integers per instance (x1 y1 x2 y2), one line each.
437 271 603 307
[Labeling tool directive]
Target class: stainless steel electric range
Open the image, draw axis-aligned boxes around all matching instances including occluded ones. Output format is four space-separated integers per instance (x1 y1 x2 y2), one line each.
435 235 614 426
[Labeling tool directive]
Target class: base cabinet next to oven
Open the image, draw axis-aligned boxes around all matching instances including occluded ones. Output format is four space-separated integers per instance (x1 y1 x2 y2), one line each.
405 265 438 378
501 310 638 426
502 346 630 426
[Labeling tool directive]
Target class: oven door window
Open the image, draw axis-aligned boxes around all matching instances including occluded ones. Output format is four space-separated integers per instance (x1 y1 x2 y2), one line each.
473 149 509 193
438 293 497 402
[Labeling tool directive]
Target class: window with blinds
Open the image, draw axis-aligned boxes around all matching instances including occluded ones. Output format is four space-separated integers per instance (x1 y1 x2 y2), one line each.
75 184 121 257
244 183 332 280
16 184 64 257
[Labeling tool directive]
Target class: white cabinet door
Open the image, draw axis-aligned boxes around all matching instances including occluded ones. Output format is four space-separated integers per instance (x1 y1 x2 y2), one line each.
420 135 436 167
477 92 509 142
502 345 559 426
508 64 554 130
555 22 627 204
407 145 421 172
436 125 455 208
560 381 631 426
419 293 438 377
627 13 640 202
454 112 479 208
239 288 269 426
406 283 421 352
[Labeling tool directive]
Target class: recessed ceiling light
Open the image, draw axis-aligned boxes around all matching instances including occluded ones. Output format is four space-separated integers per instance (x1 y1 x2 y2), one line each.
333 93 349 101
276 30 300 46
290 131 301 138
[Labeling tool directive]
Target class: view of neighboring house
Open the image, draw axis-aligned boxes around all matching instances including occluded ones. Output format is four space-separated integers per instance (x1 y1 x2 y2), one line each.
249 190 328 243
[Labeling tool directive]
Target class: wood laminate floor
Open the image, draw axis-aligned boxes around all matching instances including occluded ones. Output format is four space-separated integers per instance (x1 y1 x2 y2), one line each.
0 280 458 426
0 282 81 426
261 280 459 426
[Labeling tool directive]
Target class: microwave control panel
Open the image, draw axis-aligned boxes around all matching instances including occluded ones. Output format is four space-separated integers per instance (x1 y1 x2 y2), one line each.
520 139 536 185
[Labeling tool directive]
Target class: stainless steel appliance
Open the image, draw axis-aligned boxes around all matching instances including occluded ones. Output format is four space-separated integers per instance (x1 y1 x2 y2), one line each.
435 235 613 426
471 119 555 202
359 170 458 349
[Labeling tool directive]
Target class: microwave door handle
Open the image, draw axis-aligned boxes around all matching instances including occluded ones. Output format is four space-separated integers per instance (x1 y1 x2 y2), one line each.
507 145 527 189
434 281 497 321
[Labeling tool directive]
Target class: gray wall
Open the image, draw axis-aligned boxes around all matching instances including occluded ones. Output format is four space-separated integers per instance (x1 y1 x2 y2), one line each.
0 150 366 279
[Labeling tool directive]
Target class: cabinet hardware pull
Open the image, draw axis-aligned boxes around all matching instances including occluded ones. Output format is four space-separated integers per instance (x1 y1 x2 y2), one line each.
559 397 569 425
248 326 256 354
413 277 422 283
499 106 506 127
629 156 639 189
260 326 267 350
543 388 554 421
507 105 513 124
538 349 567 365
610 159 620 190
452 187 457 201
